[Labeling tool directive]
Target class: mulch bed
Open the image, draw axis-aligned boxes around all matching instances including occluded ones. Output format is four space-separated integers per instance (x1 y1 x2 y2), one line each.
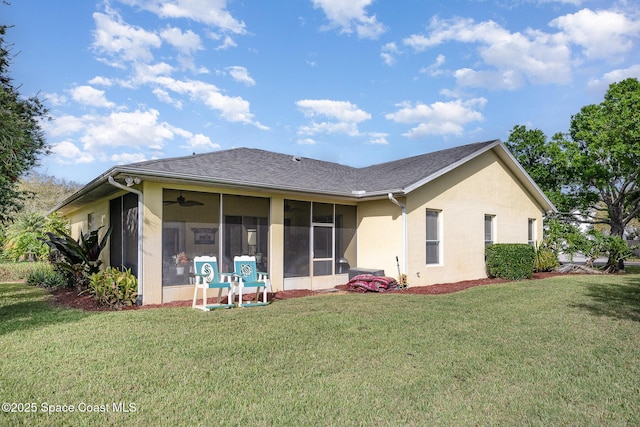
48 272 565 312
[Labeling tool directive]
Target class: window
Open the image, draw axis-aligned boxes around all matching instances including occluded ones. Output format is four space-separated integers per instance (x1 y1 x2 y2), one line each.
484 215 495 246
528 218 536 246
88 213 95 231
426 210 440 264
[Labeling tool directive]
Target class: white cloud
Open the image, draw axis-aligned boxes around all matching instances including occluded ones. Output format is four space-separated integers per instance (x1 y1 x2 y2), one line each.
90 5 265 130
296 138 317 145
298 121 360 137
43 92 67 107
149 76 266 128
152 88 183 108
48 108 224 165
186 133 221 151
296 99 371 137
226 66 256 86
402 8 640 90
454 68 524 90
550 9 640 60
380 42 400 66
536 0 583 4
118 0 247 34
160 27 202 55
385 98 486 139
212 34 237 50
420 54 446 76
171 128 221 151
70 86 116 108
367 132 389 145
160 26 203 69
131 62 176 85
111 152 148 164
87 76 114 86
92 11 162 65
296 99 371 122
403 16 573 88
80 109 175 151
311 0 386 39
587 64 640 91
45 114 85 137
51 141 95 164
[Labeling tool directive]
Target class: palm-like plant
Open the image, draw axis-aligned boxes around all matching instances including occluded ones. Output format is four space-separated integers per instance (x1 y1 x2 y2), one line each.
42 225 113 289
3 212 69 261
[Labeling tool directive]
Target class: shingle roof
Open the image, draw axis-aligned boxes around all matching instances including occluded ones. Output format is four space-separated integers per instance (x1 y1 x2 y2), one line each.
355 140 498 192
54 139 556 215
124 140 498 196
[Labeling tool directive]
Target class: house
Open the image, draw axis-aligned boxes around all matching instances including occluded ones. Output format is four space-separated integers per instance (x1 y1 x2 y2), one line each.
53 140 556 305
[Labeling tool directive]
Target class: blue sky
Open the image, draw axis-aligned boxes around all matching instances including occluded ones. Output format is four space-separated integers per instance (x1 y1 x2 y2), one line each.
6 0 640 184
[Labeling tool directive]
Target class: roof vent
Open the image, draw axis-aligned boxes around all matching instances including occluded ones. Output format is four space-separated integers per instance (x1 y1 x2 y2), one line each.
351 190 366 195
292 156 302 162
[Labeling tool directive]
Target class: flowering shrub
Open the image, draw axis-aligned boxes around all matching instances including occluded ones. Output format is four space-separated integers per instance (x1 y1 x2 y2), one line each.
174 252 188 265
398 274 408 288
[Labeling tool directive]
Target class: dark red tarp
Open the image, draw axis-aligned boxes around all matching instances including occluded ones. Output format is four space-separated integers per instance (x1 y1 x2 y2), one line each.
345 274 400 293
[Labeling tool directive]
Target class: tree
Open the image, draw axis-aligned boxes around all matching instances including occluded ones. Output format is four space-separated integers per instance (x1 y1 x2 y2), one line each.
507 78 640 271
18 172 82 214
0 23 51 224
564 78 640 270
3 212 69 261
505 125 570 211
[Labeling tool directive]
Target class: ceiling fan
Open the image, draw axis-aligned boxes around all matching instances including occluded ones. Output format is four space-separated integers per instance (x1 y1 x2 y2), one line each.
163 191 204 207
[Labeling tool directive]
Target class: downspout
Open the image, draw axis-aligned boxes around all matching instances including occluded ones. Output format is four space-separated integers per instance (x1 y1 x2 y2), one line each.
108 176 144 305
387 193 407 276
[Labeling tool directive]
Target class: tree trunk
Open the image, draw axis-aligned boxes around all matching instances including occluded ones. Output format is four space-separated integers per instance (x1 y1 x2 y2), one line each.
607 218 626 273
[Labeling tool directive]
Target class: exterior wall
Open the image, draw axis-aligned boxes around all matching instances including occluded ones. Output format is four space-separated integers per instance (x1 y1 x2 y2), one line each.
142 182 164 305
269 196 285 292
59 147 548 304
65 199 112 269
356 199 405 279
404 150 546 286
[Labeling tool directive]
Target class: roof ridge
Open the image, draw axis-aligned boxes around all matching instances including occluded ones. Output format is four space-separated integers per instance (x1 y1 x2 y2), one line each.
358 140 499 170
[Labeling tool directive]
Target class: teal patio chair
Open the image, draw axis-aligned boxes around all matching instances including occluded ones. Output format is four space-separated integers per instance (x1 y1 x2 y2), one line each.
192 256 235 310
233 255 270 307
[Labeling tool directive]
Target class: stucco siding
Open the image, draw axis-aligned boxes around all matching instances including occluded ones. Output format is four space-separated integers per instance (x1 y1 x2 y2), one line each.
405 150 545 286
65 200 111 270
143 182 164 305
56 143 552 305
356 199 404 278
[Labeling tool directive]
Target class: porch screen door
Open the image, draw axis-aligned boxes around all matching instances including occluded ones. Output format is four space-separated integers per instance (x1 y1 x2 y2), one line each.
312 224 333 276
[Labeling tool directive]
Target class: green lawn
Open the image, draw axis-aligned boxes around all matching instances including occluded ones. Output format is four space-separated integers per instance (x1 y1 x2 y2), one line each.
1 274 639 426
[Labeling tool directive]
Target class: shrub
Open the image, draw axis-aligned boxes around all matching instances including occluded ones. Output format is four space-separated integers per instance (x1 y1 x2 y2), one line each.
41 226 112 291
486 244 535 280
25 264 67 289
88 267 138 308
534 242 559 272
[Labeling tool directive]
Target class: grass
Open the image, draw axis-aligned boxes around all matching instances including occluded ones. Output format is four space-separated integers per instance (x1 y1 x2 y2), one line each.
0 261 49 282
1 274 639 426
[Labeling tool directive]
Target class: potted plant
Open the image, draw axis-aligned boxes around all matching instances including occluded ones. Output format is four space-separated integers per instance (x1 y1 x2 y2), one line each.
174 252 188 274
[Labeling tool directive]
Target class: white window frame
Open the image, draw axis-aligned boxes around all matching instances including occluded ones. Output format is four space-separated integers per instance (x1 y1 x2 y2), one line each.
484 214 495 246
426 209 441 265
528 218 536 246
